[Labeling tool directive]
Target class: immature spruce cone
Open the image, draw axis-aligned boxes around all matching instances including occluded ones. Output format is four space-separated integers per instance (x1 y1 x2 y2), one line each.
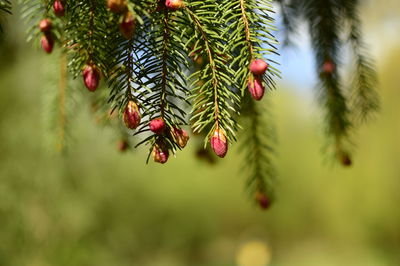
107 0 127 14
255 191 271 210
172 128 189 148
119 12 136 39
249 59 269 76
322 60 336 74
165 0 184 10
117 140 129 152
83 65 100 92
123 101 141 129
39 19 52 33
340 152 352 167
149 118 166 134
53 0 65 17
152 144 169 164
248 76 265 101
210 128 228 158
41 34 54 54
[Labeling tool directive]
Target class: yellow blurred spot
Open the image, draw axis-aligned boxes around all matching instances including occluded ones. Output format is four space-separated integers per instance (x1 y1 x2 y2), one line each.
236 241 271 266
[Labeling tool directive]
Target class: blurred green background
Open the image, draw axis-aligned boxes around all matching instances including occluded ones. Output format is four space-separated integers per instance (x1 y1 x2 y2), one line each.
0 1 400 266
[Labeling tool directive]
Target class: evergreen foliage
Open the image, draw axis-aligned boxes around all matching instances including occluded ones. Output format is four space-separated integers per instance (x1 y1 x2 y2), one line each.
277 0 379 163
6 0 378 208
0 0 11 32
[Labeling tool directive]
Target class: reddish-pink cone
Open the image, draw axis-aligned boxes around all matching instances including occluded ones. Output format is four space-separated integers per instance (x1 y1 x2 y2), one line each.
107 0 127 14
149 118 166 134
322 60 335 74
210 128 228 158
83 65 100 92
53 0 65 17
255 191 271 210
152 144 169 164
172 128 189 148
123 101 141 129
248 76 265 101
117 140 129 152
249 59 269 76
119 12 136 39
340 152 352 167
41 34 54 54
39 19 52 33
165 0 184 10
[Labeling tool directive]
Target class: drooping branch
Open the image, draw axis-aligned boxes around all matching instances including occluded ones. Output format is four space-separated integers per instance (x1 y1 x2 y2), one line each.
185 4 239 151
240 95 276 209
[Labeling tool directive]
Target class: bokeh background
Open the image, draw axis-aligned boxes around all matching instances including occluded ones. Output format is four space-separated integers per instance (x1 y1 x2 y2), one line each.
0 1 399 265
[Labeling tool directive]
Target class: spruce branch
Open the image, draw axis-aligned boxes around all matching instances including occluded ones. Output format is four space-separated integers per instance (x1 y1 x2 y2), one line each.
276 0 378 164
275 0 300 46
302 0 353 162
185 3 239 146
57 50 68 152
349 53 379 123
240 95 276 208
0 0 11 32
0 0 11 14
340 0 379 123
19 0 52 43
65 0 118 77
223 0 280 94
42 49 76 153
115 7 191 158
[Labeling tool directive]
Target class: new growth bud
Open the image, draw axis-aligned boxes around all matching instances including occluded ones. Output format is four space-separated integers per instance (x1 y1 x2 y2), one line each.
53 0 65 17
255 191 271 210
41 34 54 54
340 152 352 167
165 0 184 10
107 0 127 14
149 118 166 134
39 19 52 33
249 59 269 76
172 128 189 148
123 101 141 129
152 143 169 164
118 140 129 152
83 65 100 92
210 128 228 158
248 76 265 101
322 60 336 74
119 12 136 39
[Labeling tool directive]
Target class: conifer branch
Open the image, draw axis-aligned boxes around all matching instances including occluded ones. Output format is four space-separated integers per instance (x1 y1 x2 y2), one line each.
239 0 254 59
341 0 379 123
186 9 221 128
19 0 49 43
160 8 170 119
185 4 239 145
223 0 279 94
302 0 352 162
0 0 11 14
14 0 380 204
275 0 299 46
240 96 276 207
0 0 11 32
125 8 190 156
57 50 68 152
65 0 117 77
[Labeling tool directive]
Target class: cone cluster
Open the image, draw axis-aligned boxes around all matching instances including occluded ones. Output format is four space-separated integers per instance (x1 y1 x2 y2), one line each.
248 59 269 101
39 19 54 54
107 0 136 40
